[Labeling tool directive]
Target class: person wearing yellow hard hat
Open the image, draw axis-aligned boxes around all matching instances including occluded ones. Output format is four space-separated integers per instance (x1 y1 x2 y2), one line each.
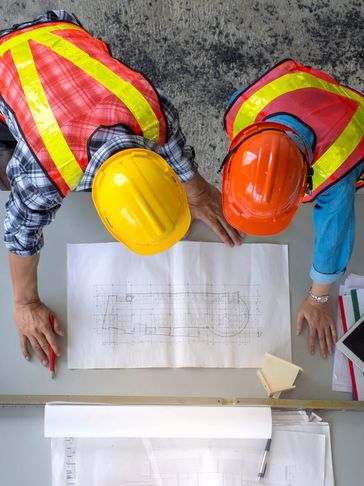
222 59 364 359
0 11 241 368
92 148 192 256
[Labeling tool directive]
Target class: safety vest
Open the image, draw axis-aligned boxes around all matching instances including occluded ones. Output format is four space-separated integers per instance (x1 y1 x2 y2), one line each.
0 22 167 196
225 59 364 201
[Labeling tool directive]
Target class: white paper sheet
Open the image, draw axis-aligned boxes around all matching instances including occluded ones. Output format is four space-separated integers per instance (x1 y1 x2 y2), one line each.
332 297 352 393
272 411 334 486
50 431 325 486
44 405 272 439
48 408 329 486
68 242 290 368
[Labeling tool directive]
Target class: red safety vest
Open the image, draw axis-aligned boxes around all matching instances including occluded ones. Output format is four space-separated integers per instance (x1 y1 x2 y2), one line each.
0 22 167 196
225 59 364 201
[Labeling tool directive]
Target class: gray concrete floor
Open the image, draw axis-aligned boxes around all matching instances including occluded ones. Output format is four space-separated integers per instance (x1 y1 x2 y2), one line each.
0 4 363 484
0 0 362 185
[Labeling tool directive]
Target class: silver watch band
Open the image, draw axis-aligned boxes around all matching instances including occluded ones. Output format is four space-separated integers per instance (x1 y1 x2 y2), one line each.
308 289 330 304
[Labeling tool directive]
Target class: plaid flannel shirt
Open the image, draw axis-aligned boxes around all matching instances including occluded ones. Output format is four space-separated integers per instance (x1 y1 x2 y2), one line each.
1 11 197 256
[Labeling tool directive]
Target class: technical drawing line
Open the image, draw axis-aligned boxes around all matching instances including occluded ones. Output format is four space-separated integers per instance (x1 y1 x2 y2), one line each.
93 283 263 346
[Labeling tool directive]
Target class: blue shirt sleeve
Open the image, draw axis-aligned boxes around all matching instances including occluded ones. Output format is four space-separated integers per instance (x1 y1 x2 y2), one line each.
274 114 362 284
227 87 248 109
310 163 364 284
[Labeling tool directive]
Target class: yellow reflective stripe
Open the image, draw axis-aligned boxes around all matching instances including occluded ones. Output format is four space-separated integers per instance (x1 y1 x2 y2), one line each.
233 71 364 195
11 42 83 189
0 24 83 56
34 31 160 141
311 104 364 192
233 72 363 138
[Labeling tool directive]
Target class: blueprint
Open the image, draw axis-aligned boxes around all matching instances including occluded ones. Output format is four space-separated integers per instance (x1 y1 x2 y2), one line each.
67 241 290 368
51 432 325 486
47 406 331 486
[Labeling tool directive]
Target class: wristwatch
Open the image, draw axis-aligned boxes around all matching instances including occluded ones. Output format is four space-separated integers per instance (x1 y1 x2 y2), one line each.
308 289 330 304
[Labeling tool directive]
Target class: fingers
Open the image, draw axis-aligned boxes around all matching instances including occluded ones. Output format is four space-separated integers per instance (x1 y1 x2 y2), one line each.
15 304 63 366
308 325 316 355
186 180 242 247
29 336 48 366
210 219 235 247
296 311 304 336
307 319 332 358
296 299 336 359
196 209 242 247
52 315 64 337
217 217 243 246
324 326 335 356
19 335 30 361
44 325 62 357
317 328 327 358
22 325 61 365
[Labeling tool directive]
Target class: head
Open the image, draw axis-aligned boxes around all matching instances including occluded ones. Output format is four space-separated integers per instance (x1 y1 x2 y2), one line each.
222 122 310 235
92 148 191 255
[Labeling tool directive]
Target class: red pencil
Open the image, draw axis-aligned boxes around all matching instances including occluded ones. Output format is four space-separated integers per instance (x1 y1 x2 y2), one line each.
49 314 56 379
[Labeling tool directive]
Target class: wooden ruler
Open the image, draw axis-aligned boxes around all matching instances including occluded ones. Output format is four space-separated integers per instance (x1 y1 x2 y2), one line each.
1 395 364 410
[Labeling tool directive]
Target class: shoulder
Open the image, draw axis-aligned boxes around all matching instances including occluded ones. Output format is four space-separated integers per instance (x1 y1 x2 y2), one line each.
0 10 82 37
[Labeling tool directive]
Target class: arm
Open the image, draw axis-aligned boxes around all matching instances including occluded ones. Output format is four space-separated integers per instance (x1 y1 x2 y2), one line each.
157 92 242 246
4 148 64 365
296 170 358 358
8 252 63 365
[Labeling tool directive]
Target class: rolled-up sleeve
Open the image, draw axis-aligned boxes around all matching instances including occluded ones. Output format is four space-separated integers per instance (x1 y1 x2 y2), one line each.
4 146 63 256
4 185 60 256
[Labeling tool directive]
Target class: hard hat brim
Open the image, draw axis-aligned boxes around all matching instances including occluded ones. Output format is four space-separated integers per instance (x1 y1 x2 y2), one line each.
223 199 299 236
122 202 191 255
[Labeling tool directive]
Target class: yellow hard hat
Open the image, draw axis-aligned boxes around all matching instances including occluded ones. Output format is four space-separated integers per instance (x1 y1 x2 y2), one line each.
92 148 191 255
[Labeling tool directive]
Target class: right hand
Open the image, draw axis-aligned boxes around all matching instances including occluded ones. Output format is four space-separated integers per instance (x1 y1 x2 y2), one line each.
184 173 243 246
14 300 63 366
296 298 336 358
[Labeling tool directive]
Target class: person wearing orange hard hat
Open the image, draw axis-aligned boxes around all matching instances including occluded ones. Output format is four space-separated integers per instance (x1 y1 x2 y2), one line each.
0 11 241 369
222 59 364 359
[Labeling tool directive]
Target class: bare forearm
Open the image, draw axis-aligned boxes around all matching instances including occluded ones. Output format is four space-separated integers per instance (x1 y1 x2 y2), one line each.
310 281 332 296
8 252 40 304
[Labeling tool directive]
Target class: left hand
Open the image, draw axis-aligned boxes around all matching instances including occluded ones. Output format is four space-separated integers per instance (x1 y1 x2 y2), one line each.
183 173 243 246
296 298 337 358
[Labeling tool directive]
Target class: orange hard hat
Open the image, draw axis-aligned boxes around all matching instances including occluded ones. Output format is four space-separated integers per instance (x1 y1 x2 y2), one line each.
222 122 310 235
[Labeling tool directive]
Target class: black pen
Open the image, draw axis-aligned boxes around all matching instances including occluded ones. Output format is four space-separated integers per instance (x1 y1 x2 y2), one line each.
257 438 272 481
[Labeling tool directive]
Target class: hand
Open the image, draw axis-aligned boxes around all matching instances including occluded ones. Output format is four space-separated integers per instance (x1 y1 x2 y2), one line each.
14 300 63 366
296 298 337 358
183 173 243 246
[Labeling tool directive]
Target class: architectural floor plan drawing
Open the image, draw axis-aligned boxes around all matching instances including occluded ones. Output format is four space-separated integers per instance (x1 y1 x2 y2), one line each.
94 283 260 345
68 241 291 368
51 432 326 486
